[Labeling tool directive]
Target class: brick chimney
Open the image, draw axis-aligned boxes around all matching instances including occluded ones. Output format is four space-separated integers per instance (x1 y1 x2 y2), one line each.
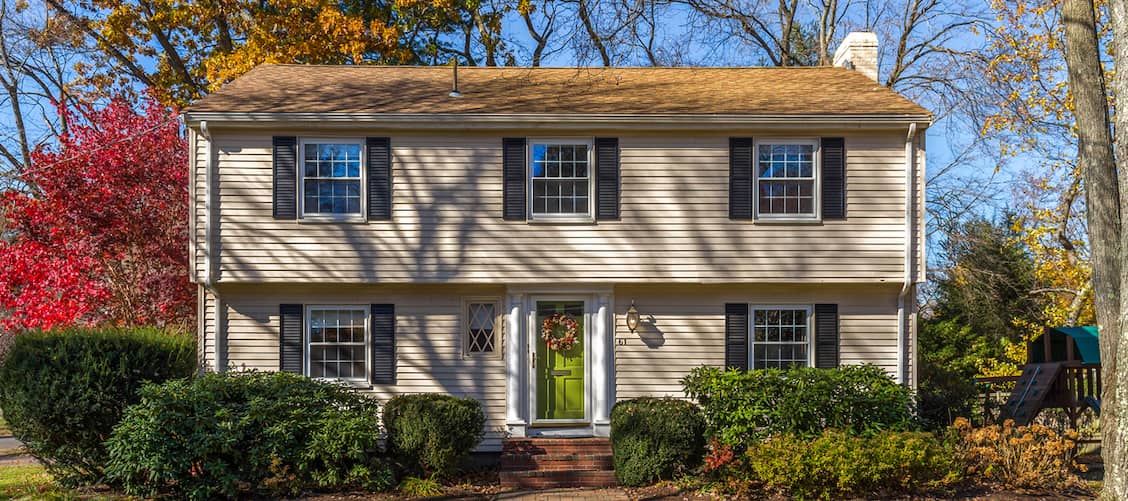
833 32 879 81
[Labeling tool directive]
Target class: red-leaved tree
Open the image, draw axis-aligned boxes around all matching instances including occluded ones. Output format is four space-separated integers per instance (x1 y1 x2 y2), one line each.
0 97 191 333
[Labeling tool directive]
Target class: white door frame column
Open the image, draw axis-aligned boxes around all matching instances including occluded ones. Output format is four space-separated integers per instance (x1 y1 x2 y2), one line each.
591 292 614 436
504 292 528 437
504 285 615 438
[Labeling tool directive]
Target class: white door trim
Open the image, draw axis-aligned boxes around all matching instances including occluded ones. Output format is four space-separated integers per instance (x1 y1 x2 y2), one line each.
505 287 614 438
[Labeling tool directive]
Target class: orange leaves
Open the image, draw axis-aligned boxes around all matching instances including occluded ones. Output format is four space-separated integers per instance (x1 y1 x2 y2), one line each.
202 1 408 92
949 417 1087 490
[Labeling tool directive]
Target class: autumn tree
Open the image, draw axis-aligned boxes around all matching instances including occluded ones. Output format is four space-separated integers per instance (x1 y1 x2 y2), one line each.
44 0 474 106
0 96 192 335
1054 0 1124 495
984 0 1101 333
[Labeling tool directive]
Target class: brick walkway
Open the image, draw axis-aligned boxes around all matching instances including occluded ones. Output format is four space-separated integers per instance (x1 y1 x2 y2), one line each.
494 488 630 501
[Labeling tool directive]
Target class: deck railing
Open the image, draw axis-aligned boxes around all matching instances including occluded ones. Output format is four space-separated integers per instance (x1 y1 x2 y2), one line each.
1060 363 1101 407
974 363 1101 425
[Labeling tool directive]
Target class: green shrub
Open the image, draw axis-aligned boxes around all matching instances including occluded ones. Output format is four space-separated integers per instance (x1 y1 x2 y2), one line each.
0 327 195 485
383 393 485 477
398 476 444 497
682 365 914 447
741 430 959 499
105 371 393 500
610 397 705 486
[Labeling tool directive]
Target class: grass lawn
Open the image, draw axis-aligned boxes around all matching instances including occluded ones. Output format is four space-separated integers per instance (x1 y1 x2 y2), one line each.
0 465 127 501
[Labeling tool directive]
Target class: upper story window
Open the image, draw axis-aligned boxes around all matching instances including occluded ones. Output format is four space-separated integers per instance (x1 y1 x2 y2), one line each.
751 306 813 369
530 140 593 220
301 140 363 218
756 140 818 220
307 305 369 382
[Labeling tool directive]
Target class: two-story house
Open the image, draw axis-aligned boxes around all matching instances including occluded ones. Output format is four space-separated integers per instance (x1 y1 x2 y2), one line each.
184 32 928 452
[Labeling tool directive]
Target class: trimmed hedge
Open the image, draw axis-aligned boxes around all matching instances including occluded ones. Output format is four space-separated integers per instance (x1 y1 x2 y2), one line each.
741 430 958 499
682 365 915 446
383 393 485 477
105 371 392 500
0 327 195 485
610 397 705 486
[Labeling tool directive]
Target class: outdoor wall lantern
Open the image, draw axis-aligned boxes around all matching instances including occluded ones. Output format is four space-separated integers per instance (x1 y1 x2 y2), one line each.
626 301 641 333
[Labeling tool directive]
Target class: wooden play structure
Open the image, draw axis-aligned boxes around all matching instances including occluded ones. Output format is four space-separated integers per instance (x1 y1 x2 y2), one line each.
982 326 1102 427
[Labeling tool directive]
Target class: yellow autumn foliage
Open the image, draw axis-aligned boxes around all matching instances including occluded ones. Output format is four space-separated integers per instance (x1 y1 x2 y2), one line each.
978 0 1100 377
86 0 461 106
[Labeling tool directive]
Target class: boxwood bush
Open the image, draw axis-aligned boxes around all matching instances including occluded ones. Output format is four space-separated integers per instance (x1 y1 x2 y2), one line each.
610 397 706 486
741 430 959 499
682 364 914 446
105 371 393 500
383 393 485 477
0 327 195 485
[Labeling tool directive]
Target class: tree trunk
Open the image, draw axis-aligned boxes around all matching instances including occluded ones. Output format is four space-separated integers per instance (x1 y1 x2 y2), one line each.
1105 0 1128 497
1061 0 1124 497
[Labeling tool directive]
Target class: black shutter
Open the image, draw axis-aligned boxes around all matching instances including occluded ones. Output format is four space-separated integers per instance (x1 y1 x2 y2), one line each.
502 138 527 221
366 137 392 220
724 303 749 371
279 304 304 374
273 137 298 220
370 304 396 384
821 137 846 220
815 303 840 369
595 137 620 221
729 138 754 220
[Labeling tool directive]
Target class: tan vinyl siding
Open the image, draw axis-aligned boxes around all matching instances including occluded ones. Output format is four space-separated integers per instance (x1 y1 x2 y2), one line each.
192 130 210 283
214 284 508 451
198 130 914 284
612 283 902 400
202 289 218 372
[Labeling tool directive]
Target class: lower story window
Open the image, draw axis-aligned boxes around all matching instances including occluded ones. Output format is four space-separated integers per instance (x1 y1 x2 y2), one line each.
464 299 501 357
308 306 368 381
751 306 811 369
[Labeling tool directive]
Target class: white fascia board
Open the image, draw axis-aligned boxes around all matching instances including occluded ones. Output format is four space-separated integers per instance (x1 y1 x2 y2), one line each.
182 112 933 130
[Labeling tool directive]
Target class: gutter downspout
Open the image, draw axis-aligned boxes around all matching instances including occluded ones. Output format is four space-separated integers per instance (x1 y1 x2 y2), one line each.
200 120 223 372
897 123 918 385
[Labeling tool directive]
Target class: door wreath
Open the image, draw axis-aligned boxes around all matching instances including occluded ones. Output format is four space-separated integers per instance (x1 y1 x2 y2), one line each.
541 313 579 351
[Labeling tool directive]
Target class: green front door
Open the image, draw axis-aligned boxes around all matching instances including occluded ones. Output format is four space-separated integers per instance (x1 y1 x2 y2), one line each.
535 301 585 420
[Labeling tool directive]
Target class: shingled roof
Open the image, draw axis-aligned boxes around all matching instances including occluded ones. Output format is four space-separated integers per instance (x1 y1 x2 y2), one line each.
185 65 930 117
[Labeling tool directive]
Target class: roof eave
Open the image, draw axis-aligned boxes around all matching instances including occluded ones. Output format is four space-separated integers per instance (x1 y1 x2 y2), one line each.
181 112 933 130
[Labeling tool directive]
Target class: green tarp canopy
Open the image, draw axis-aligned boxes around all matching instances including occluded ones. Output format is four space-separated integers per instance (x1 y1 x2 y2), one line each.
1029 326 1101 364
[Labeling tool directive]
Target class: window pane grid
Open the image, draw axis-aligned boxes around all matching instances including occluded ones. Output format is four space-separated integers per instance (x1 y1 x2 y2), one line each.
752 308 810 369
532 143 590 216
757 143 815 216
302 143 362 215
309 308 367 380
466 302 498 354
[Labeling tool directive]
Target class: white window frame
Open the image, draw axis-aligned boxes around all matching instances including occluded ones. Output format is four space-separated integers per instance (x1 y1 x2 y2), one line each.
304 304 371 383
753 138 821 222
527 138 596 222
462 297 503 359
748 304 815 369
298 137 367 222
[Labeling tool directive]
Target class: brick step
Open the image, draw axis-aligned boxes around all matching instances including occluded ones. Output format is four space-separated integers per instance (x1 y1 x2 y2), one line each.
501 438 612 455
500 469 617 489
500 453 614 471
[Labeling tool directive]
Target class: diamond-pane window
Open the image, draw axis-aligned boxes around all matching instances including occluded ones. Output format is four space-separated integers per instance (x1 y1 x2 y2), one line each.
465 301 500 356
